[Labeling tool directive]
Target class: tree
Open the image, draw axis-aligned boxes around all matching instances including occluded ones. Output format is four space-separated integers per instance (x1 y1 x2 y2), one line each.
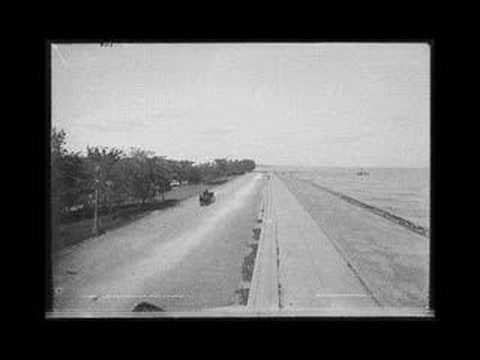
51 128 89 215
51 127 67 158
186 165 202 184
239 159 256 172
51 127 67 230
151 156 174 201
122 148 173 204
196 162 216 182
214 158 228 177
51 127 91 243
122 148 152 204
85 146 124 212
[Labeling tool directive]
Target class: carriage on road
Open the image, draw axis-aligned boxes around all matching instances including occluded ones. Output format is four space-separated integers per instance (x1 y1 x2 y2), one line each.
199 189 216 206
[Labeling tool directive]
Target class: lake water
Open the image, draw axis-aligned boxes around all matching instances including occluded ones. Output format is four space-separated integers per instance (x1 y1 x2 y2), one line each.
282 167 430 230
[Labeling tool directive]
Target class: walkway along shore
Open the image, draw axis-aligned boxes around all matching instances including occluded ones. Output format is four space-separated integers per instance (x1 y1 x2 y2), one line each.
245 172 431 317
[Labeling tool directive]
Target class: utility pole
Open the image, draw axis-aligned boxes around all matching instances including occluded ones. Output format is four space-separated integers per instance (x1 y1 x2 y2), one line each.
92 165 100 236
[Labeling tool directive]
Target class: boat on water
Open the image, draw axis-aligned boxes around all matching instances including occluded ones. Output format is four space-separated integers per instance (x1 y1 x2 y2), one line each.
356 168 369 176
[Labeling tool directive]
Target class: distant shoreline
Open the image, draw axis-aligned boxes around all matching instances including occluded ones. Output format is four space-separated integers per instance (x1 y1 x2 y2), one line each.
259 165 430 170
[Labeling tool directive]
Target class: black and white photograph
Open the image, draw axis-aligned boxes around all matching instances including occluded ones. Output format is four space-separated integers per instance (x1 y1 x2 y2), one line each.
47 42 432 318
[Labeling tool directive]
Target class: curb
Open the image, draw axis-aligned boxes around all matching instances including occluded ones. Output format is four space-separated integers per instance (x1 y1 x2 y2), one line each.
247 174 280 311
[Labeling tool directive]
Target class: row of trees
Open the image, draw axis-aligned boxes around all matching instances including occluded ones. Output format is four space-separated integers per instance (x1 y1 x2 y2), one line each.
51 127 256 223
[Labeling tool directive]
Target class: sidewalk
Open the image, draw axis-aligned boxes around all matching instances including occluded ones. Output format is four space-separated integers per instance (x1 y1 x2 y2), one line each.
248 173 380 313
271 174 379 310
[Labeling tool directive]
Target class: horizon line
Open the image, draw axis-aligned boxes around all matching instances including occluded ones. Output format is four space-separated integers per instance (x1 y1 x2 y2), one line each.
257 164 430 169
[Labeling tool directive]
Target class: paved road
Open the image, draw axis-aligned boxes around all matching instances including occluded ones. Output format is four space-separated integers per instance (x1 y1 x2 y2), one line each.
52 173 264 316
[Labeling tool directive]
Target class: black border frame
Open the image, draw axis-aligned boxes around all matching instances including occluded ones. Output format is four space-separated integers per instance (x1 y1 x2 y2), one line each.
41 38 439 324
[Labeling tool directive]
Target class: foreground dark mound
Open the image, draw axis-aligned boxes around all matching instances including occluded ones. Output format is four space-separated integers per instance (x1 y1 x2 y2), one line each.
132 302 165 312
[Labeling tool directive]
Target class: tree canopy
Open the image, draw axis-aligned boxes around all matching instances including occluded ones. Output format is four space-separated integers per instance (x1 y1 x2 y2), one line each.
51 127 256 218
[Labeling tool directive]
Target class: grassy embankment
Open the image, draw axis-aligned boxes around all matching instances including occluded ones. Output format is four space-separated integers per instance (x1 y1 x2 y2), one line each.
53 177 234 252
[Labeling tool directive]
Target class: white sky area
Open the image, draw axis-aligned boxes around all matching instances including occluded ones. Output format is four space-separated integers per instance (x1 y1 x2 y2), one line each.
52 43 430 167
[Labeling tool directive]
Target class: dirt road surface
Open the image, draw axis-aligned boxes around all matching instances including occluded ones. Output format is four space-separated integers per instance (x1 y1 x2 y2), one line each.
52 173 264 316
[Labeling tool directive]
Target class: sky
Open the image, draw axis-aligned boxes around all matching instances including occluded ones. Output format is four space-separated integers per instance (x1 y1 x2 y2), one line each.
52 43 430 167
